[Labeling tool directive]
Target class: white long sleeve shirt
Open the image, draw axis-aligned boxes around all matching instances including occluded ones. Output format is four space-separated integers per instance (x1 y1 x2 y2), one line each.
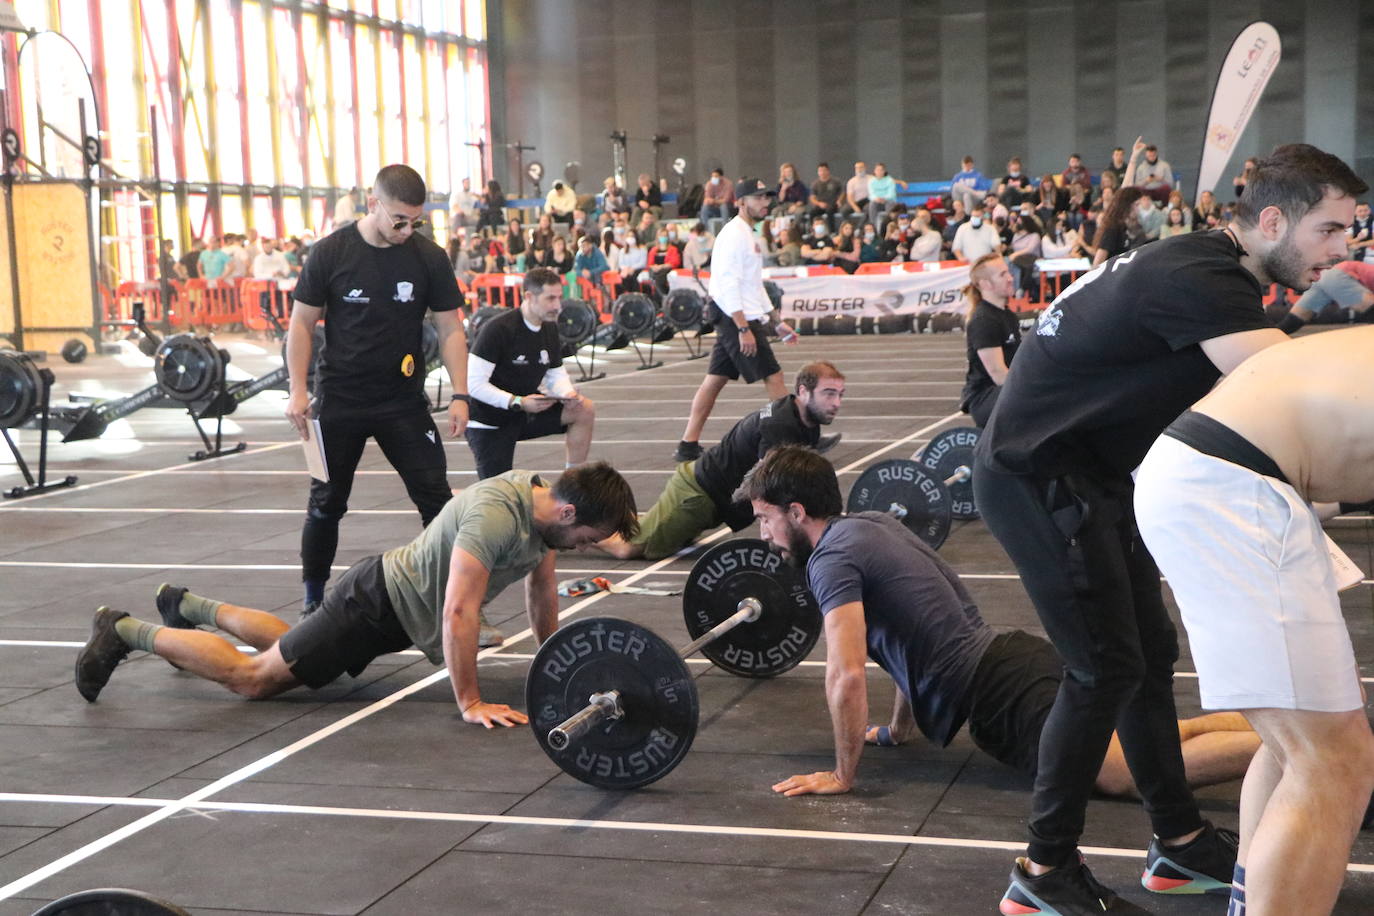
707 214 771 321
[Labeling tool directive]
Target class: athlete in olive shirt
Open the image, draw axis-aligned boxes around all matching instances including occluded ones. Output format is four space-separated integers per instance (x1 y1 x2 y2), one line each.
75 465 638 729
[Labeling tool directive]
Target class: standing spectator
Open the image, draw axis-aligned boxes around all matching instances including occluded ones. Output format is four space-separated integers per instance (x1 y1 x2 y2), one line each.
634 173 662 221
952 205 1003 262
1348 200 1374 262
1060 153 1092 203
465 267 596 480
683 223 713 271
865 162 908 230
700 168 734 229
158 239 184 315
478 180 505 230
808 162 843 229
997 157 1034 207
908 208 943 262
950 155 986 214
773 162 808 217
1135 143 1174 203
219 234 246 280
283 164 471 634
545 180 577 225
450 176 479 229
332 188 360 229
674 178 803 462
844 161 871 218
1231 156 1257 199
198 236 229 281
1103 146 1127 186
252 238 293 282
832 220 861 274
180 238 205 280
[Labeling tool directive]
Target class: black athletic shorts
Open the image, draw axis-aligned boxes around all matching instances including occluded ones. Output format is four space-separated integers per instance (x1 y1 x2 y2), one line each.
465 403 568 479
966 629 1064 778
706 317 781 383
277 554 414 688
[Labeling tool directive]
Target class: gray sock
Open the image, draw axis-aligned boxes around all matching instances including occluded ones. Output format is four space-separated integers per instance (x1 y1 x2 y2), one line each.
114 616 163 652
178 592 224 627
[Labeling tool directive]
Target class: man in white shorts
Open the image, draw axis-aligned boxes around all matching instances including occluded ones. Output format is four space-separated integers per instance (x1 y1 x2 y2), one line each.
1135 326 1374 916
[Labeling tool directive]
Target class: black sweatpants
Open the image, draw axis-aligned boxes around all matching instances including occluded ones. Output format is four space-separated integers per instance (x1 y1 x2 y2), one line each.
301 404 451 584
971 452 1204 866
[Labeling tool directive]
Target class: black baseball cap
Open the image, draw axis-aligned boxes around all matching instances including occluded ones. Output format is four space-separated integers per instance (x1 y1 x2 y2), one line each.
734 177 776 199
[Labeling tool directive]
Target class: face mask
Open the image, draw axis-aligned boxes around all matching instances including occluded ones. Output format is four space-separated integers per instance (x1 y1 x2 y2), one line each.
970 217 983 228
1009 169 1020 177
574 217 584 225
657 236 667 244
710 176 720 184
863 232 875 241
814 227 826 237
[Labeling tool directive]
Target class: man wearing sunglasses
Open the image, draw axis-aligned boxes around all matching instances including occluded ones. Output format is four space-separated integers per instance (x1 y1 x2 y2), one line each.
285 165 479 635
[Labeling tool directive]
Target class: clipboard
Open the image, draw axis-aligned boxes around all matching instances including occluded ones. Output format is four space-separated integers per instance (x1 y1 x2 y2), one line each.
302 418 328 482
1325 533 1365 592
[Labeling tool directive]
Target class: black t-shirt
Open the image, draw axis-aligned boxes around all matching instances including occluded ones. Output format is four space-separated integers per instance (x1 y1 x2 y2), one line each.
803 234 835 264
1096 222 1130 260
980 231 1268 479
468 308 563 428
180 250 201 279
693 395 821 528
1000 174 1033 206
961 302 1021 409
812 178 843 207
292 224 460 412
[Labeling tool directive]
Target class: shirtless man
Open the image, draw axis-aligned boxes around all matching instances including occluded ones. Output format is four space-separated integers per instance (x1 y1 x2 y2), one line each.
1135 327 1374 916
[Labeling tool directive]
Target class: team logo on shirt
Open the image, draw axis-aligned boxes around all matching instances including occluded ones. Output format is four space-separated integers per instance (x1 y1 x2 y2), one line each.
539 349 549 365
344 288 369 303
400 353 415 377
395 281 415 302
513 354 528 365
1036 305 1063 337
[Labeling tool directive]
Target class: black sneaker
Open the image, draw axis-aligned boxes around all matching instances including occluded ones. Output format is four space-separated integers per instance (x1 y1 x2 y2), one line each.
75 607 132 702
672 440 702 462
155 583 195 629
816 433 842 454
1001 855 1153 915
1141 821 1237 895
301 599 322 619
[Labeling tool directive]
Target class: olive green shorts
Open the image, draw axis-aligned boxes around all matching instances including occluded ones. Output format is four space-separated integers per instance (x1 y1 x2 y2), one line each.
630 460 721 560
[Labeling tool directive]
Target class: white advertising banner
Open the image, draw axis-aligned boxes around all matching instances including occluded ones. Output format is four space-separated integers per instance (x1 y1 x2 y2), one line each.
1195 21 1281 205
668 264 972 319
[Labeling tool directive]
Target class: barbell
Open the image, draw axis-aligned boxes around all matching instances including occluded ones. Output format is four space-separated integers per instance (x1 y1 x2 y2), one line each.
845 426 982 549
527 538 821 789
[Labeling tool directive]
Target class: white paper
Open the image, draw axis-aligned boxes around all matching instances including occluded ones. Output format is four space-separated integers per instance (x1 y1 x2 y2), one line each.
303 418 328 482
1326 533 1365 592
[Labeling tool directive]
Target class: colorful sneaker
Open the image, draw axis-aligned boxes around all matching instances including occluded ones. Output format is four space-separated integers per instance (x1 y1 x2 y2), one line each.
1001 855 1153 915
155 583 195 629
672 440 702 463
74 607 132 702
1141 821 1237 895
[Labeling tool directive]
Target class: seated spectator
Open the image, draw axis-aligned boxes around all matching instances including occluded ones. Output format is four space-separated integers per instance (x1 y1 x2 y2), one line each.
879 219 910 262
908 209 943 262
1349 200 1374 262
1008 215 1042 295
634 209 658 246
844 161 871 217
450 177 479 229
482 230 508 273
1063 182 1089 230
1134 194 1165 241
1158 206 1191 239
504 218 528 270
950 155 986 214
1098 168 1119 197
859 223 883 263
1231 156 1257 199
997 157 1034 207
683 223 713 271
832 221 861 274
618 233 647 285
642 230 682 298
1034 174 1059 227
529 213 555 263
546 235 575 274
1165 190 1193 228
601 177 631 217
1060 153 1092 203
774 162 808 217
634 173 662 220
1076 203 1102 260
940 198 968 250
478 180 506 230
1039 214 1076 259
599 228 622 271
982 192 1009 226
1193 188 1223 228
759 219 779 266
865 162 907 230
1091 186 1148 266
1103 146 1127 187
546 181 577 224
952 205 1003 263
801 218 837 265
775 227 804 267
573 234 610 287
700 168 734 226
571 209 590 244
663 223 684 253
450 234 475 284
808 162 844 229
1134 143 1174 203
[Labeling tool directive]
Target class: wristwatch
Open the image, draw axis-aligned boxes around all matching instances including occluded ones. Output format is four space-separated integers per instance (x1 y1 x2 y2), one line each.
451 394 470 403
511 395 523 410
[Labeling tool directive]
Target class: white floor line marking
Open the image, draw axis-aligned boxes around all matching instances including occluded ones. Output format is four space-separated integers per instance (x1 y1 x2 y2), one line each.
2 793 1371 872
834 414 964 474
0 442 296 512
0 526 733 902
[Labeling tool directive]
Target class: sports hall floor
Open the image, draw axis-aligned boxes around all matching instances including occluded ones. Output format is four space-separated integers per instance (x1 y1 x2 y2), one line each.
1 329 1371 915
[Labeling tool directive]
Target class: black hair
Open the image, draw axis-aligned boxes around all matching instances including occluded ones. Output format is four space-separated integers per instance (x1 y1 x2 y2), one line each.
373 164 426 206
732 445 842 520
522 267 563 297
552 462 639 540
1234 144 1369 229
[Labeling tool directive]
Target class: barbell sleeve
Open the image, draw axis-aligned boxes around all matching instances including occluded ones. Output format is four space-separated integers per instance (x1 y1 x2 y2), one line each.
678 597 763 659
945 465 971 486
547 689 623 751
